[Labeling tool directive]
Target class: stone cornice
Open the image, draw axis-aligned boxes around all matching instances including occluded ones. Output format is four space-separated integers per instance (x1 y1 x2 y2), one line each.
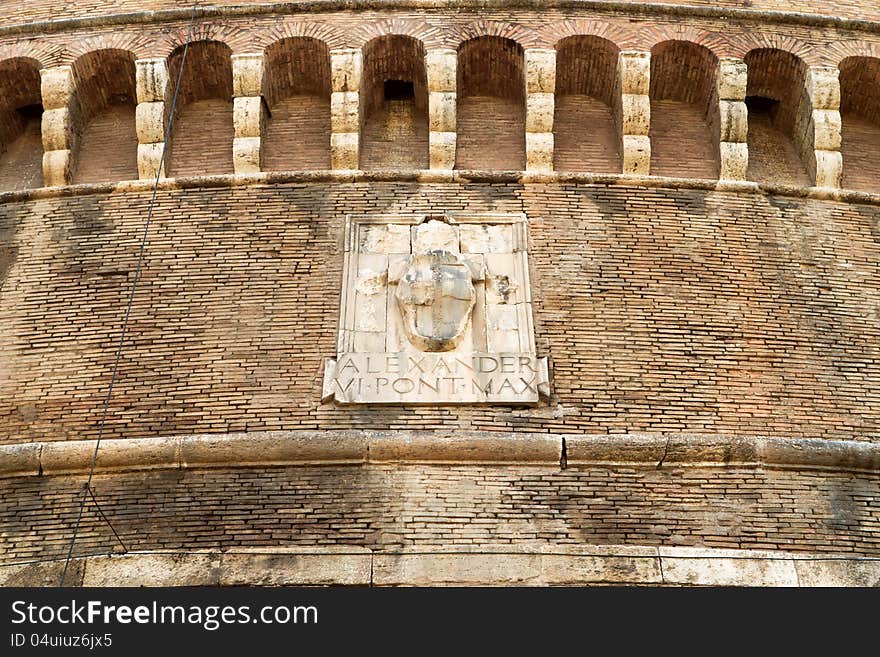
1 430 879 479
2 544 879 586
1 170 880 208
1 1 880 38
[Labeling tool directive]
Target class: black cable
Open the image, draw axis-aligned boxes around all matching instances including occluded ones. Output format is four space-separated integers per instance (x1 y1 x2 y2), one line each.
86 485 128 554
58 0 201 587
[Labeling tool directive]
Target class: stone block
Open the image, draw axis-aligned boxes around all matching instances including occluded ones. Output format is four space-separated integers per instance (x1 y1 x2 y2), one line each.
719 100 747 143
83 553 221 586
368 431 561 464
526 92 554 133
232 53 264 97
429 131 455 170
0 559 85 587
794 559 880 586
40 436 179 475
660 555 799 586
179 431 367 467
40 66 73 110
622 134 650 175
233 95 264 139
429 91 456 132
620 94 650 136
814 148 842 188
42 149 70 187
331 132 359 169
540 554 663 585
136 58 169 104
41 108 69 151
525 48 556 94
807 66 841 110
426 49 457 92
219 549 372 586
719 141 749 180
618 51 650 95
233 136 262 174
330 49 362 92
526 131 553 172
717 57 747 101
135 101 166 144
137 142 166 180
373 552 543 586
812 109 841 151
0 442 40 478
330 91 360 133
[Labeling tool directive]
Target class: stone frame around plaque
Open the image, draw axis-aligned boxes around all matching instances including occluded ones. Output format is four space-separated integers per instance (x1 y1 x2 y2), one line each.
322 212 550 404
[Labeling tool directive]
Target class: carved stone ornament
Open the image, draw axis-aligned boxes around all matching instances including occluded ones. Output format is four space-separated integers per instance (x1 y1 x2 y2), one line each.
322 213 550 404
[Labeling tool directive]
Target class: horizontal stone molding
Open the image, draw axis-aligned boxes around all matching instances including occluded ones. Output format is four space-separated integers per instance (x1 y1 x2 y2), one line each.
2 431 879 479
5 1 880 41
3 168 880 208
2 545 878 587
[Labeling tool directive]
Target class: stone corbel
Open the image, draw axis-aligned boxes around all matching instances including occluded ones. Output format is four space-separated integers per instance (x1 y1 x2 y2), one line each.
615 51 651 175
329 49 362 170
232 53 266 174
805 66 842 188
426 49 457 170
40 66 75 187
524 48 555 172
135 58 169 180
716 57 748 180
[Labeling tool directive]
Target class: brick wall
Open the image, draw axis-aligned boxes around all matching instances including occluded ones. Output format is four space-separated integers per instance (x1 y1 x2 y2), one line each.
1 463 877 565
650 100 718 179
456 97 526 169
553 95 619 173
72 105 138 184
3 1 880 28
263 96 331 171
0 182 878 444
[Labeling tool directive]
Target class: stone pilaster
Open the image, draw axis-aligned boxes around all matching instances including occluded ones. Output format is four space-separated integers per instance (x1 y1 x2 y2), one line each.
40 66 75 187
524 48 555 172
804 66 842 188
329 49 362 170
232 53 265 174
716 57 749 180
135 58 169 180
615 51 651 175
425 49 456 170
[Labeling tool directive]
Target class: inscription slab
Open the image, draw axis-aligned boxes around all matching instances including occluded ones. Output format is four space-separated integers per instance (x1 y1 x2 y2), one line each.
323 213 550 404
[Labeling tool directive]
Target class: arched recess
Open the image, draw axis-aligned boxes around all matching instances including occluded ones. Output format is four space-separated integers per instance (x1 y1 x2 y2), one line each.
71 49 138 184
839 56 880 193
0 58 43 190
263 37 331 171
360 35 428 169
167 40 234 177
650 40 719 179
553 35 620 173
744 48 810 186
456 36 525 170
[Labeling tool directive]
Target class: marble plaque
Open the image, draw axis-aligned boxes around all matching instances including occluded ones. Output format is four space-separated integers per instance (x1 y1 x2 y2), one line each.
322 213 550 404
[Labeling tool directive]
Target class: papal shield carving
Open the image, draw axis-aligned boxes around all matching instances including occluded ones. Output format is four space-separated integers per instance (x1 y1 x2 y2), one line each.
323 213 550 404
395 248 476 353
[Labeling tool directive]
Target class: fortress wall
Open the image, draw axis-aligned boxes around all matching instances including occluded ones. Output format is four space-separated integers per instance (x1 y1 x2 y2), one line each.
1 182 878 445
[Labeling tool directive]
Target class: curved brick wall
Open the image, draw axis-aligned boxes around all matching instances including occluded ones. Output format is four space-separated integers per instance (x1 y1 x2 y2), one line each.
1 0 879 585
1 182 879 444
3 1 880 29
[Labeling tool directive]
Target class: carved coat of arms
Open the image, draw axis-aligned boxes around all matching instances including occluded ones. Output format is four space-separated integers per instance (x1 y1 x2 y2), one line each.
323 214 550 404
